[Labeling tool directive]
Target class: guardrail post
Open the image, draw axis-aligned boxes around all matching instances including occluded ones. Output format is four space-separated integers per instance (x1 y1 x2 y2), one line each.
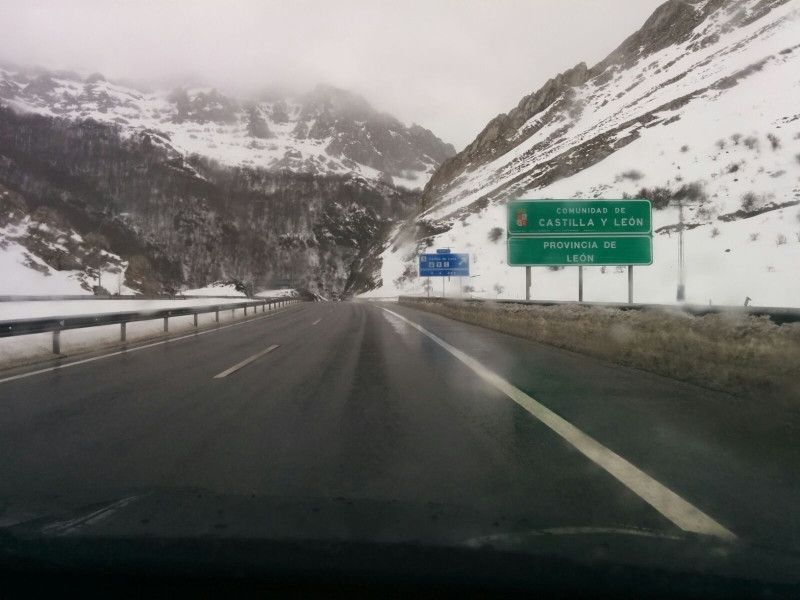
52 329 61 354
164 317 168 332
121 322 126 342
262 302 265 313
193 314 198 327
244 306 248 317
215 309 219 323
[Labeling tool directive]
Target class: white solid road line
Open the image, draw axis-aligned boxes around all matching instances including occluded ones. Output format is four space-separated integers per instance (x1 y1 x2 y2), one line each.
382 307 737 541
0 305 296 385
312 318 322 325
213 344 280 379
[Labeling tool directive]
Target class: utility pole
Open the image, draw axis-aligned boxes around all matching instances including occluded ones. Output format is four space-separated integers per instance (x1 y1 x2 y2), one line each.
677 198 686 301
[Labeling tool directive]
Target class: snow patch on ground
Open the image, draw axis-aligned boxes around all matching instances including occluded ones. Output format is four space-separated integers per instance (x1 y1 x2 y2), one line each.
0 238 90 295
254 288 299 299
181 283 247 297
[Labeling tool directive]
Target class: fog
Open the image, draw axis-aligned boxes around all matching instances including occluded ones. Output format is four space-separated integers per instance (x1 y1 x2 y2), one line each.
0 0 664 149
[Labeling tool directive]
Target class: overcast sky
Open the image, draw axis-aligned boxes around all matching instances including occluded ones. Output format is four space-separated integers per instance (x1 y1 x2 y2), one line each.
0 0 665 149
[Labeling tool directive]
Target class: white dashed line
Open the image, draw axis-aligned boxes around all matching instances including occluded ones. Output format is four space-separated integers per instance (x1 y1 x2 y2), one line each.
213 345 280 378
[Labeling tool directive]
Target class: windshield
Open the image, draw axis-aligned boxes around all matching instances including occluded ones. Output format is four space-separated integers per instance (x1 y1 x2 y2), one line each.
1 0 800 596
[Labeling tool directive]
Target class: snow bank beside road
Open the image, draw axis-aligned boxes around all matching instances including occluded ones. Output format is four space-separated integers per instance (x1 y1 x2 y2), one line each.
182 283 247 297
0 298 246 321
255 289 298 299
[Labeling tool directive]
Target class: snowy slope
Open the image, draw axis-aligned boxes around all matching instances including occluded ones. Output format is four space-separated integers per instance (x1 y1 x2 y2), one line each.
363 0 800 307
0 187 135 295
0 237 130 295
0 72 453 191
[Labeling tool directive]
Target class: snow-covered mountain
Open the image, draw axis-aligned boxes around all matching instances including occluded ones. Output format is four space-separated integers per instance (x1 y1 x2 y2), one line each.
0 69 453 191
363 0 800 307
0 68 454 296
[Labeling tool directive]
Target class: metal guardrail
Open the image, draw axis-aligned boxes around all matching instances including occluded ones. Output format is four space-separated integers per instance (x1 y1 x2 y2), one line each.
0 294 251 302
0 298 301 354
399 296 800 325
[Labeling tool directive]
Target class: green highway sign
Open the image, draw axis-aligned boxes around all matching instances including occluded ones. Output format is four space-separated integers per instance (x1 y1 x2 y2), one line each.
507 235 653 266
508 199 652 235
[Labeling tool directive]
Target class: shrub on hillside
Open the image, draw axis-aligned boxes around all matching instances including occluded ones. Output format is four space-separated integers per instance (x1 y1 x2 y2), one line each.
743 136 759 150
620 169 644 181
741 191 759 211
636 186 672 209
674 182 707 203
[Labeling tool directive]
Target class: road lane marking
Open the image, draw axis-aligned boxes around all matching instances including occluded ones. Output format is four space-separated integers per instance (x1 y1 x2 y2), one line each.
382 308 737 541
41 494 147 535
312 318 322 325
0 305 297 385
465 526 683 547
213 344 279 379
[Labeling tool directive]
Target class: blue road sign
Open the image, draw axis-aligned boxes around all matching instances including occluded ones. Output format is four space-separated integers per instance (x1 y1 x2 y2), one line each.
419 253 469 277
436 248 451 254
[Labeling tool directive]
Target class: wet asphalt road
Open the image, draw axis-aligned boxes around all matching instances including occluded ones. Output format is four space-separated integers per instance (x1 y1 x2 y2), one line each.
1 300 798 551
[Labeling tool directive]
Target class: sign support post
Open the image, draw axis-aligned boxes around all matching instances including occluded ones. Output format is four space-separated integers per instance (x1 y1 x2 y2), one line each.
525 266 531 301
628 266 633 304
578 266 584 302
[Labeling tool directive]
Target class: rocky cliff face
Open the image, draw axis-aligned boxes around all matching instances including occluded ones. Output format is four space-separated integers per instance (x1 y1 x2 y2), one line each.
418 0 794 218
0 71 454 296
